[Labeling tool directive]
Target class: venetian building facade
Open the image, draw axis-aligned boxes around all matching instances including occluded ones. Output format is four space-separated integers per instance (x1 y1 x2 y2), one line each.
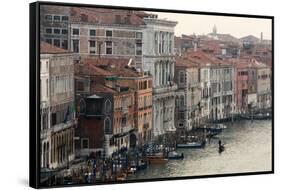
174 60 201 133
118 74 153 145
86 58 153 147
69 7 146 69
142 15 178 138
187 51 235 122
40 42 75 170
209 64 235 121
256 61 272 109
40 5 71 50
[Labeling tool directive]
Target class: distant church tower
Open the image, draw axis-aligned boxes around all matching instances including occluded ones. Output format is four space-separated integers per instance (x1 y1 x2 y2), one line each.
213 25 217 35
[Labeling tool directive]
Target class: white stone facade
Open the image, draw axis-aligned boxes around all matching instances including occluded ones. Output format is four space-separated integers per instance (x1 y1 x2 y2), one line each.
200 65 235 122
40 53 76 169
142 17 178 137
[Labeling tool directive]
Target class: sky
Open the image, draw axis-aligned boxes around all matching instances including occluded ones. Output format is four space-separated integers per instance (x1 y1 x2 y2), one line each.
150 12 272 40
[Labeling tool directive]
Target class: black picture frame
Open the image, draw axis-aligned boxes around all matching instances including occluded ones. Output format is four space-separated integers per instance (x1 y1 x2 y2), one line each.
30 1 274 188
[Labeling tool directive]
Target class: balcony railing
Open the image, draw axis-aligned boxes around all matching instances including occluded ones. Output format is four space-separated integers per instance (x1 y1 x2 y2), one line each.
40 120 75 139
153 83 177 94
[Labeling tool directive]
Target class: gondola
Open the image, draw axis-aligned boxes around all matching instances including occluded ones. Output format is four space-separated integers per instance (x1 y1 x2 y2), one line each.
218 145 225 153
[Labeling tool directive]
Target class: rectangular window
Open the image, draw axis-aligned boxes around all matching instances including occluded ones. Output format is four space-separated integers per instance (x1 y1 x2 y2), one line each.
106 41 113 54
53 15 60 21
61 29 68 34
89 40 96 54
144 81 147 89
45 15 52 20
179 71 185 84
46 79 48 97
51 113 57 126
53 28 60 34
53 39 60 47
89 29 96 36
136 32 142 39
121 116 127 127
45 28 52 34
72 39 79 53
144 96 147 107
136 39 142 55
42 113 48 130
45 39 52 44
61 40 68 50
106 30 113 37
155 32 158 53
72 28 79 35
82 139 89 149
76 80 84 91
61 16 68 21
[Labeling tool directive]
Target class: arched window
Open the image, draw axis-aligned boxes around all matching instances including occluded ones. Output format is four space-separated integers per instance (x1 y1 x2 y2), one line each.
104 117 111 135
79 99 86 115
105 99 111 114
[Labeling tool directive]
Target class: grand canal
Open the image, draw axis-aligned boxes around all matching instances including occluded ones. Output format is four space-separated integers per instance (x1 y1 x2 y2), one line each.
128 120 272 180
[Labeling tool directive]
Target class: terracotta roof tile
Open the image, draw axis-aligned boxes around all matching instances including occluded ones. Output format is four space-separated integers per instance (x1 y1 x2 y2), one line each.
91 83 118 94
75 61 114 77
70 7 145 26
83 58 142 77
40 42 69 54
175 57 198 68
228 58 268 69
185 51 231 67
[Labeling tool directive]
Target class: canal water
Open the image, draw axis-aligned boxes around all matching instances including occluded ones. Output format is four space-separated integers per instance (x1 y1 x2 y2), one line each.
128 120 272 180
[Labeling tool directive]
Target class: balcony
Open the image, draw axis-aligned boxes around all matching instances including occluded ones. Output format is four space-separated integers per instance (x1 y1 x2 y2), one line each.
40 120 75 139
153 83 177 94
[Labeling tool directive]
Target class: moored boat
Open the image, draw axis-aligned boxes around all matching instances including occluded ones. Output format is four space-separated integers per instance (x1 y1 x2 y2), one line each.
197 124 227 137
240 112 272 120
146 153 168 164
177 140 206 148
167 151 184 160
116 173 127 181
136 160 147 170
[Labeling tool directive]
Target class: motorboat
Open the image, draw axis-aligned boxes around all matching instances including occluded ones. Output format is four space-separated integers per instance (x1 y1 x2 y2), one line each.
146 153 168 164
177 140 206 148
167 151 184 160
